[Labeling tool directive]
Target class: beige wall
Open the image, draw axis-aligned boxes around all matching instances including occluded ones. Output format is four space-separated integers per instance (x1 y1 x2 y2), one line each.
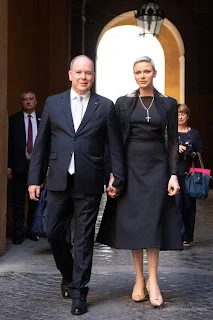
159 25 180 101
0 0 8 255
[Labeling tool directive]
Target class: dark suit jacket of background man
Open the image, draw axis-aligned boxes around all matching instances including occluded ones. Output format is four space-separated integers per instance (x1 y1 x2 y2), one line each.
8 111 42 174
8 110 43 242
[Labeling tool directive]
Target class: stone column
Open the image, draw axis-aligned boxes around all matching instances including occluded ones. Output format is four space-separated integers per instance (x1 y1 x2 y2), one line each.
0 0 8 255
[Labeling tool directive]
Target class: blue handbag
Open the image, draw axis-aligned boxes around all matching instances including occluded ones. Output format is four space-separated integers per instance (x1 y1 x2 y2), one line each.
185 153 211 199
31 187 47 237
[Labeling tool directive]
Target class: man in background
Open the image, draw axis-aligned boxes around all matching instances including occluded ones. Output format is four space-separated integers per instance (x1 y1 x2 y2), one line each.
8 91 42 244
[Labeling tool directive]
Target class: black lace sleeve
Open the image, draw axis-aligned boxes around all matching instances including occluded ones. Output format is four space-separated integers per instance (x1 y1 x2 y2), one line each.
107 99 126 191
167 98 179 175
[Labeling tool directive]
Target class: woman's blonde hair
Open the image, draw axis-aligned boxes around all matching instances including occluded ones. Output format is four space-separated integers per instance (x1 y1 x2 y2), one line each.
178 103 190 117
133 56 155 70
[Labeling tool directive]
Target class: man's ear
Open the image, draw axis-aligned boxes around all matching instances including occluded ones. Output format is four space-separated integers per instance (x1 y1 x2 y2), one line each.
68 70 72 82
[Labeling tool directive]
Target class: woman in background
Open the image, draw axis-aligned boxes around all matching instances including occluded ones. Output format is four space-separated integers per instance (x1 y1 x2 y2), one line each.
175 104 203 247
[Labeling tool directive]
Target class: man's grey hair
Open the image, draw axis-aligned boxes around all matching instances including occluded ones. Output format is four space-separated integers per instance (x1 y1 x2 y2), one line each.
20 91 36 101
70 55 94 72
133 56 156 70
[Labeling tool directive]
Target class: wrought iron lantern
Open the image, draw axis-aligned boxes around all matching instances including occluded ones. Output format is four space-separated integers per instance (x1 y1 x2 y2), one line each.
135 1 164 37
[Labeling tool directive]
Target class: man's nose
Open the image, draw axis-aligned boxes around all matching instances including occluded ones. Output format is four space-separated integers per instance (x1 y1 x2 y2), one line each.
81 72 86 78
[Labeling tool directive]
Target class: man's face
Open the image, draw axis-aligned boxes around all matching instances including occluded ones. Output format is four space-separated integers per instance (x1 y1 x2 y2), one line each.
133 61 157 90
21 93 37 113
68 57 95 95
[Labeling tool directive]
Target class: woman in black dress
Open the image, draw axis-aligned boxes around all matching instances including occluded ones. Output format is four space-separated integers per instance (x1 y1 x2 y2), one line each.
97 56 182 307
175 104 203 247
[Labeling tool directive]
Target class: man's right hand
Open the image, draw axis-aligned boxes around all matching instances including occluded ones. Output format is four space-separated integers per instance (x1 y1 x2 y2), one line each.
28 185 41 201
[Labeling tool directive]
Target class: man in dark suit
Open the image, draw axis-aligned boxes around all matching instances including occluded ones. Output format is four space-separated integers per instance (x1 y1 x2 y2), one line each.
8 91 42 244
28 55 124 316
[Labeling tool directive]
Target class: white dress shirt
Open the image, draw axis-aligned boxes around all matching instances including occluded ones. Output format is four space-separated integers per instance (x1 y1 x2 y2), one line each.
23 111 38 159
68 88 90 175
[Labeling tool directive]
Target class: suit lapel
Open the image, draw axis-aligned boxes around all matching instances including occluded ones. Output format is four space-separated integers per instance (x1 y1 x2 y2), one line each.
36 112 42 128
19 111 26 145
61 89 75 134
75 92 100 134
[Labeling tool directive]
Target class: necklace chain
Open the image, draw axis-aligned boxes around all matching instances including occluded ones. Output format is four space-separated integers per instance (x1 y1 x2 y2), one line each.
178 126 191 145
138 96 154 123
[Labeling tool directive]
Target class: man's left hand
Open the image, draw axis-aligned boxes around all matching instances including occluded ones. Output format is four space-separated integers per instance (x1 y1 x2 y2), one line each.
107 173 120 198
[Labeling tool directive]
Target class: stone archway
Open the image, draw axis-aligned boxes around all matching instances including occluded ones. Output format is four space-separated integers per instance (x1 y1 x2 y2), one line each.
96 11 185 103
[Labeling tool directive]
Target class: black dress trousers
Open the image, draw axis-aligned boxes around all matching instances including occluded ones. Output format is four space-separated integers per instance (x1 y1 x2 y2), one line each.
46 174 102 298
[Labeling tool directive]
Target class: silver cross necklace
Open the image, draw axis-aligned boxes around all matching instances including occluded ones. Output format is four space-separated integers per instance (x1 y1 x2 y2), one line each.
138 96 154 122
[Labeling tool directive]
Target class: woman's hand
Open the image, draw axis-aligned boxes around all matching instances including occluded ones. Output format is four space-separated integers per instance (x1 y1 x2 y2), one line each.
179 145 187 153
168 175 180 196
107 173 120 198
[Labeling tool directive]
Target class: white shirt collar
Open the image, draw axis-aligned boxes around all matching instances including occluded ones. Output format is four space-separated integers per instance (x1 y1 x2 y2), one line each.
23 111 36 118
70 88 90 101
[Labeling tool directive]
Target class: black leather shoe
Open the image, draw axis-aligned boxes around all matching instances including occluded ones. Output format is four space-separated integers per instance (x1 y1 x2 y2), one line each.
27 232 39 241
61 279 70 299
71 297 87 316
12 238 24 245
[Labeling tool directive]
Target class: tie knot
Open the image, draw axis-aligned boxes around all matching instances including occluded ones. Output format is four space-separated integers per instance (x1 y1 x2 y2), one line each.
78 95 83 102
28 114 31 118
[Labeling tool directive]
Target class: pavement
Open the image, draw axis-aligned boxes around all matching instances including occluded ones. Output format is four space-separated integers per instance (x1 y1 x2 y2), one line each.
0 191 213 320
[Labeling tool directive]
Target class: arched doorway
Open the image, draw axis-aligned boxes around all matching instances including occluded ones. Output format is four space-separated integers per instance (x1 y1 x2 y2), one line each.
96 25 165 103
96 11 185 103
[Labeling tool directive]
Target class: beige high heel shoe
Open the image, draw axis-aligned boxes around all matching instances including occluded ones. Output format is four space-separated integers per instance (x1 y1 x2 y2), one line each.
146 281 163 307
132 283 146 302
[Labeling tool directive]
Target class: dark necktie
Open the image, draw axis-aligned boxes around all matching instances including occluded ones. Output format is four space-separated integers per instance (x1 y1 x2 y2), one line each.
27 114 33 154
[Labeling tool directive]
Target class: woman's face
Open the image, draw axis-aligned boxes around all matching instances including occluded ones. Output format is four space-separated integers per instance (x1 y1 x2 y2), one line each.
133 61 156 90
178 112 188 125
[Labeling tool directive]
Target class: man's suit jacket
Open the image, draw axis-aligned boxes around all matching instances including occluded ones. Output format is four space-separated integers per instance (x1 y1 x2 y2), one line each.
27 90 125 194
8 111 42 175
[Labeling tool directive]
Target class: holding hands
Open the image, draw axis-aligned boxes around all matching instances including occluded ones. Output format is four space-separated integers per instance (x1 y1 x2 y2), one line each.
107 173 120 198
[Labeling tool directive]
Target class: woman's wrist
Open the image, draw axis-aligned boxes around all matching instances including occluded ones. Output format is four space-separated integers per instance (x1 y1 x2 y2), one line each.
170 174 178 179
